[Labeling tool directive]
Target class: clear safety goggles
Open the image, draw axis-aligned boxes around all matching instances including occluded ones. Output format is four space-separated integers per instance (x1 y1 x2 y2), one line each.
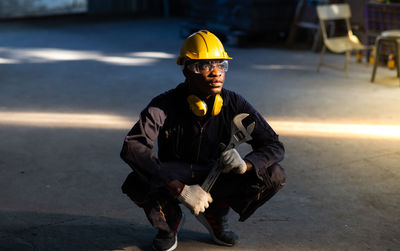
186 60 229 74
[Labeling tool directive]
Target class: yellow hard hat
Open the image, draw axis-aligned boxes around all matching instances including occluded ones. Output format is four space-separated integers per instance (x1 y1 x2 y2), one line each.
177 30 232 65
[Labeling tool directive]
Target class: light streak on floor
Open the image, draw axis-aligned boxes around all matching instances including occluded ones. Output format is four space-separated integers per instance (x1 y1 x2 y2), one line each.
0 111 133 129
252 65 314 70
0 111 399 139
270 120 400 139
0 48 176 66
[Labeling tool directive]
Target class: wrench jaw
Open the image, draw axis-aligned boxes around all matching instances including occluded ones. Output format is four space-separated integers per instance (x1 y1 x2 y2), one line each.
226 113 255 150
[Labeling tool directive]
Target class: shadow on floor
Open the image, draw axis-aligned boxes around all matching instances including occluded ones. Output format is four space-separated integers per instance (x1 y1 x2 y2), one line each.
0 211 208 251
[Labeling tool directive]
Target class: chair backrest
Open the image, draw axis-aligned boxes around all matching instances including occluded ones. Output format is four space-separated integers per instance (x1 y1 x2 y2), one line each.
317 3 351 21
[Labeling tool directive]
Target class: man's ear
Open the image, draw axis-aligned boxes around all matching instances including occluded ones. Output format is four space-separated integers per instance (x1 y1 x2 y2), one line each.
183 67 197 79
182 67 190 78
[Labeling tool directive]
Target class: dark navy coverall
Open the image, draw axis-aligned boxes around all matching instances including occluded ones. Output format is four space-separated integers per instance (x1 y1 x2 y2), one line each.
120 82 286 232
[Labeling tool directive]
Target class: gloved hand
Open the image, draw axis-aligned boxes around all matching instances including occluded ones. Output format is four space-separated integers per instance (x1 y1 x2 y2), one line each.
178 184 213 215
221 149 247 174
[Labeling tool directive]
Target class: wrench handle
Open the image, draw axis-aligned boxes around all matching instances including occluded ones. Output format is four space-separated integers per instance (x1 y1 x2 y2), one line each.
201 161 222 192
201 144 232 193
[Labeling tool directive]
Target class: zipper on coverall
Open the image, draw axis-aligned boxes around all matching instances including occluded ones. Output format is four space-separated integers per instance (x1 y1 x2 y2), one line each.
190 120 210 178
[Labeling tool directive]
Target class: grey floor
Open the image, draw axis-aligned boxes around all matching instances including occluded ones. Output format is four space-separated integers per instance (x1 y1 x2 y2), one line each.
0 17 399 251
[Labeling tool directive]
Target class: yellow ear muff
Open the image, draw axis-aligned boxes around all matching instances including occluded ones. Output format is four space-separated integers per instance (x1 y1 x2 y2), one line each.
211 94 223 116
187 94 223 117
187 95 207 117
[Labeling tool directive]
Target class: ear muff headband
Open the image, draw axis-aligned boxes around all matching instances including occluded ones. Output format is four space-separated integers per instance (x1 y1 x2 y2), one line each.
187 94 223 117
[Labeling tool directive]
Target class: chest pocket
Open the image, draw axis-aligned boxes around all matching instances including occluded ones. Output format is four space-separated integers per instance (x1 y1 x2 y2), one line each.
202 119 231 161
158 123 184 161
157 116 231 163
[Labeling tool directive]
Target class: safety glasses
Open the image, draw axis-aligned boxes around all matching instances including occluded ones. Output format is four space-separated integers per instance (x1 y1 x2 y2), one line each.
187 60 229 74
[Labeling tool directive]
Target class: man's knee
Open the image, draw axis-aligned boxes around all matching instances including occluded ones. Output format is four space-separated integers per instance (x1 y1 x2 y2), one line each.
122 171 151 207
234 163 286 222
268 163 286 189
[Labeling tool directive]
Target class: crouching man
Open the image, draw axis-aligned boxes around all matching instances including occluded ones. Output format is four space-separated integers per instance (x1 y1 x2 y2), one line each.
120 30 286 251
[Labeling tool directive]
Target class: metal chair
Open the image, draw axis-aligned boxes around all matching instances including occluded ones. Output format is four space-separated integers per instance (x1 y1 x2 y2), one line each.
370 30 400 84
316 3 370 74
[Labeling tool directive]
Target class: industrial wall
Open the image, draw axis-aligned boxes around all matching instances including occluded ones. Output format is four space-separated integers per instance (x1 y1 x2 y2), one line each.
0 0 87 18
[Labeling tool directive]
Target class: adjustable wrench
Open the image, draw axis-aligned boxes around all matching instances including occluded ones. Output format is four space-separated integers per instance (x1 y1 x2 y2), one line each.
201 113 255 192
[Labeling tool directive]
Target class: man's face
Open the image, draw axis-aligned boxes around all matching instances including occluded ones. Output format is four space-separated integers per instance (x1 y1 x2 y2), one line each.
185 60 227 98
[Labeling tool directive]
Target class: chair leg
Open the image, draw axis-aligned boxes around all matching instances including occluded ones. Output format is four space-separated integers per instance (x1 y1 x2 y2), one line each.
396 39 400 87
312 27 322 52
317 45 326 72
371 37 381 82
344 51 350 76
395 39 400 78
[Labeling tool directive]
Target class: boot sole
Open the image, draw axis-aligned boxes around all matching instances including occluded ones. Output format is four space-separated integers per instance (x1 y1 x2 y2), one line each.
195 213 234 247
152 236 177 251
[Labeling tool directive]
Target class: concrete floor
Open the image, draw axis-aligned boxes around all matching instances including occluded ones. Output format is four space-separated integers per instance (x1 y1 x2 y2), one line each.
0 17 399 251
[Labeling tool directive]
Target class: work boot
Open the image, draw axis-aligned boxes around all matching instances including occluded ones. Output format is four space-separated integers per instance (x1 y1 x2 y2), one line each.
196 213 239 246
152 212 185 251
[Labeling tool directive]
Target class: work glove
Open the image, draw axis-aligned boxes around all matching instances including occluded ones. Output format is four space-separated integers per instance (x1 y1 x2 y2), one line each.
178 184 213 215
221 149 247 174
